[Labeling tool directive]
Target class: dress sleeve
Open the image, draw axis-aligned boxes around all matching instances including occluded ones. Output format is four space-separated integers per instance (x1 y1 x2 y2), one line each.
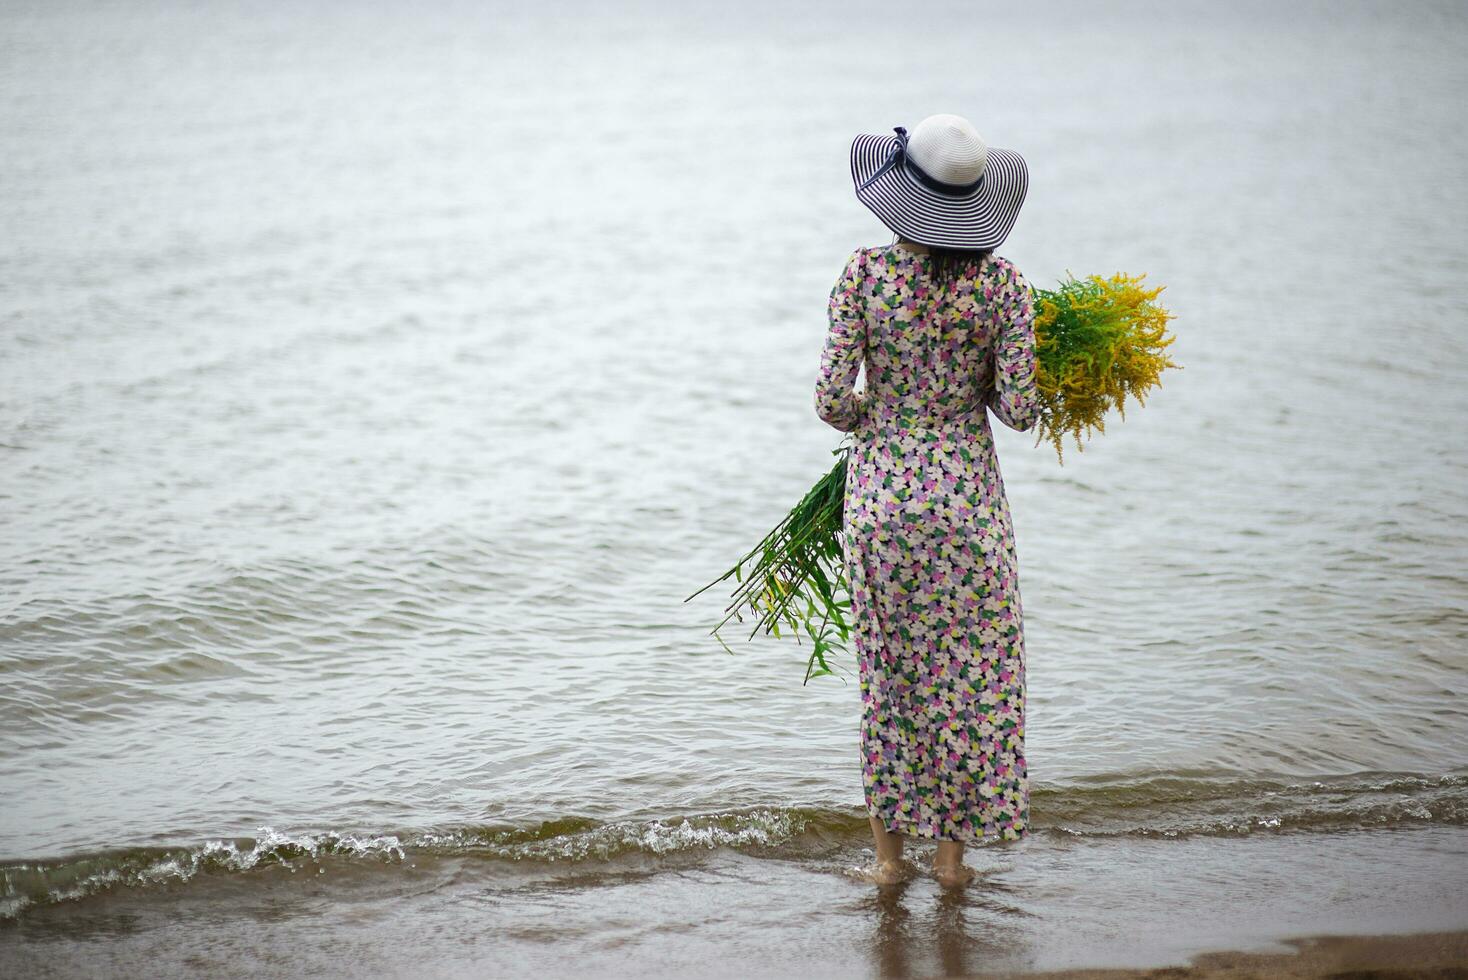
986 258 1042 433
814 249 870 433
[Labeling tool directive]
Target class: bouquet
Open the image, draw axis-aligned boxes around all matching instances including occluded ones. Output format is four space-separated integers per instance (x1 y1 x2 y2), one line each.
685 273 1179 682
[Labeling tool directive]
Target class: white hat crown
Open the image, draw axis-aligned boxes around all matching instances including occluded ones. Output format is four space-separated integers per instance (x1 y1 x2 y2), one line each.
848 112 1027 249
907 114 989 187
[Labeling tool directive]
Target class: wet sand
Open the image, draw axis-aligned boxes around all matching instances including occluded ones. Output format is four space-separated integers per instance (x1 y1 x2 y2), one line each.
5 827 1467 979
981 930 1468 979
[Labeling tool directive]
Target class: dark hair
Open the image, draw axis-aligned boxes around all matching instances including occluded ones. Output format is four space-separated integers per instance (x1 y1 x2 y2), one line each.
898 238 992 287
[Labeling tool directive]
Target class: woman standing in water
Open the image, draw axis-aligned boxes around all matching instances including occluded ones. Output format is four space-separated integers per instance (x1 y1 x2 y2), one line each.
815 114 1039 889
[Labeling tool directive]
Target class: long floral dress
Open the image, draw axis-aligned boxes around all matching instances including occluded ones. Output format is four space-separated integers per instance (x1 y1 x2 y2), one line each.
814 242 1040 843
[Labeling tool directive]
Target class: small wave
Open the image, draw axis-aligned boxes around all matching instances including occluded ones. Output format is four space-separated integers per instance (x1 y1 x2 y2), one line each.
0 808 825 921
3 772 1464 920
1039 770 1468 837
416 806 821 861
0 827 410 920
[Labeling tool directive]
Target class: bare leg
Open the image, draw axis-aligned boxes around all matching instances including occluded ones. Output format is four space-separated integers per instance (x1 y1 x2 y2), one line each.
932 840 976 888
868 815 905 884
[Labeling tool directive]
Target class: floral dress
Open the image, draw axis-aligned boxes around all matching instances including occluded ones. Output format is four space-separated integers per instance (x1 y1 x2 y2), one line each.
814 242 1040 843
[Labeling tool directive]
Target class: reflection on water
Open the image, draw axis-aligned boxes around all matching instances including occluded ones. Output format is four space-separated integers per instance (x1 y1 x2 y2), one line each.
1 0 1467 973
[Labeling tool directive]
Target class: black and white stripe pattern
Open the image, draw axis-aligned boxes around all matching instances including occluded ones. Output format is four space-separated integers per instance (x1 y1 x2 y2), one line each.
849 132 1028 249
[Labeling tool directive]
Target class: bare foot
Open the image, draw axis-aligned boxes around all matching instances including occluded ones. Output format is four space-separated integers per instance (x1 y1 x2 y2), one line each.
932 862 977 888
869 857 907 885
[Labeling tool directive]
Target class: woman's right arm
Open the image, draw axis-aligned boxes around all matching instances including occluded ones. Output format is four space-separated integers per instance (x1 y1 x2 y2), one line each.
814 249 871 433
986 258 1042 433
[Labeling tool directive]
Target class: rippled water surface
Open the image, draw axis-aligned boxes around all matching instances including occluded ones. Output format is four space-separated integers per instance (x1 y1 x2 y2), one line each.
3 0 1467 975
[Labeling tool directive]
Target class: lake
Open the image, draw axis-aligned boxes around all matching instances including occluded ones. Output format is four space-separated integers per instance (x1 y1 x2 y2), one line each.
2 0 1466 976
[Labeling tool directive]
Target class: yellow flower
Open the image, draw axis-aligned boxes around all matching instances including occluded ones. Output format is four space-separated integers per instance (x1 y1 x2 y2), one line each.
1032 273 1181 464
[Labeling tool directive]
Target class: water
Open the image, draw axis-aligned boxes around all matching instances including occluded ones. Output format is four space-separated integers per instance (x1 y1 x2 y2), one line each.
2 0 1467 975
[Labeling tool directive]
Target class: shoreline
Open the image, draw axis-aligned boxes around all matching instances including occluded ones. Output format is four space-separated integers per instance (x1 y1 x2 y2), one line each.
7 922 1467 979
975 929 1468 980
4 826 1466 978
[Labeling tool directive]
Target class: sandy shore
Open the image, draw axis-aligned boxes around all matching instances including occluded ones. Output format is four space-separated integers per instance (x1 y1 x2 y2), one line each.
972 930 1468 979
4 831 1466 979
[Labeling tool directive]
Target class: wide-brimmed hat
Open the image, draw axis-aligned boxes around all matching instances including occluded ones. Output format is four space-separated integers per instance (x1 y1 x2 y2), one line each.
850 113 1028 250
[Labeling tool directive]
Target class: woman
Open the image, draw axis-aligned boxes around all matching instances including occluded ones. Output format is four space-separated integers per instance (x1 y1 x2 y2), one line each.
814 114 1040 889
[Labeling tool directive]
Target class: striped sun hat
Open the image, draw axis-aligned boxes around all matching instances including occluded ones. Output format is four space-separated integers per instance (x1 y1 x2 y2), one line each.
850 113 1028 250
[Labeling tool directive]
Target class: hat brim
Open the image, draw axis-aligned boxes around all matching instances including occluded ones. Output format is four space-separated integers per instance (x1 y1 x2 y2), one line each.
850 132 1028 250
